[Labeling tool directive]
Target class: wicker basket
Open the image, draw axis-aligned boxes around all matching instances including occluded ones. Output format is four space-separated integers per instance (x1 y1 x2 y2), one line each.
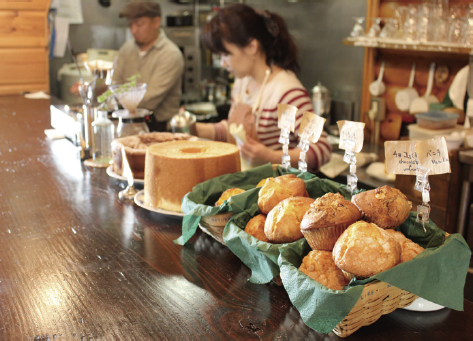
333 280 418 337
199 212 234 245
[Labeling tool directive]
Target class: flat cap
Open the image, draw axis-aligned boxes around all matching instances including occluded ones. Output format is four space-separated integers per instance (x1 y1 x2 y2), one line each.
119 1 161 19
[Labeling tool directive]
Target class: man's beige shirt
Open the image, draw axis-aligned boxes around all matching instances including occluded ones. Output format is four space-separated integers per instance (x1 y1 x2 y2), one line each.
113 29 184 122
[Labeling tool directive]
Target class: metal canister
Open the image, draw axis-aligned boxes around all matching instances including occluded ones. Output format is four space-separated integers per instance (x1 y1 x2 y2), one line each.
312 82 332 118
170 107 197 135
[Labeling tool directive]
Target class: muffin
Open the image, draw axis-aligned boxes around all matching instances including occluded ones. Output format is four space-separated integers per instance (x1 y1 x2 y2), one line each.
215 188 245 206
351 186 412 229
299 250 348 290
258 174 307 214
385 229 425 263
301 192 361 251
264 196 315 243
333 221 401 280
256 177 274 188
245 214 270 243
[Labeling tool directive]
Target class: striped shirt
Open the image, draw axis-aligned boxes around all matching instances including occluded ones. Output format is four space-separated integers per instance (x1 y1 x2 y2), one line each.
214 70 331 173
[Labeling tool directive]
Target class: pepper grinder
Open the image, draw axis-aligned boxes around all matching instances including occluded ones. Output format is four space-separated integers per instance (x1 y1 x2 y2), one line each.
82 99 96 160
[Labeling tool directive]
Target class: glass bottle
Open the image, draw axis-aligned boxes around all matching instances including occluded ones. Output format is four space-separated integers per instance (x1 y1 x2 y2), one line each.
92 110 114 164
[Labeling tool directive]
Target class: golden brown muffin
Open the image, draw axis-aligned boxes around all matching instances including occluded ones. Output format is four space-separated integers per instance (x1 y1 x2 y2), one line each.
258 174 307 214
264 196 315 243
299 250 349 290
215 188 245 206
301 192 361 251
333 221 401 279
385 229 425 263
245 214 270 242
351 186 412 229
401 241 425 263
256 177 274 188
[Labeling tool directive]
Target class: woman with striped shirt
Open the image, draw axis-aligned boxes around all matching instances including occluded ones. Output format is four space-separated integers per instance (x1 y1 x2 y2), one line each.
196 4 331 173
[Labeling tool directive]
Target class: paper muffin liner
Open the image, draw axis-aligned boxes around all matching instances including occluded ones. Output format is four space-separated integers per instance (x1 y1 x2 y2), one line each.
341 270 356 282
302 222 351 251
341 269 369 282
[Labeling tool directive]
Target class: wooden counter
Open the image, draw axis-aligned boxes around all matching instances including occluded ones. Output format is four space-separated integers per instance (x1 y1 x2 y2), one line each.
0 95 471 339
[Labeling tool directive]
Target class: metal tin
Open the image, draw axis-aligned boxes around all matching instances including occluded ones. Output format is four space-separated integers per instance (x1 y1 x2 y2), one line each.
312 82 331 117
170 109 197 135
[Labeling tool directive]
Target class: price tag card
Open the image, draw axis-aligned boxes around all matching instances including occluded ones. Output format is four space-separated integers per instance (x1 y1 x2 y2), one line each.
337 120 365 152
299 111 326 143
415 136 451 175
385 140 419 175
278 103 297 132
385 137 451 175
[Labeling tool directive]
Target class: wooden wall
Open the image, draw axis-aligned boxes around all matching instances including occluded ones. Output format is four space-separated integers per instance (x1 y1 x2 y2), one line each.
0 0 51 95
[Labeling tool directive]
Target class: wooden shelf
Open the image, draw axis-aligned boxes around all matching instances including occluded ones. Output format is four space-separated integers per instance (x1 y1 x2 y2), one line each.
347 0 470 234
343 38 473 55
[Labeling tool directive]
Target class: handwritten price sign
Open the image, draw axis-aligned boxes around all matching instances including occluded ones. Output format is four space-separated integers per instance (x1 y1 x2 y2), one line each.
416 137 451 174
299 112 325 143
277 103 297 132
337 120 365 153
385 137 451 175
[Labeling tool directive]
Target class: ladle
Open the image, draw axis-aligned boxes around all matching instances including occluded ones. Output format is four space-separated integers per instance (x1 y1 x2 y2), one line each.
369 61 386 97
409 63 439 114
395 63 419 111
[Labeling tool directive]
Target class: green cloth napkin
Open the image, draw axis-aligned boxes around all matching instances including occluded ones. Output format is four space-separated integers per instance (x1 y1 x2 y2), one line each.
279 243 363 334
175 163 306 245
224 214 308 283
278 212 471 334
223 176 360 284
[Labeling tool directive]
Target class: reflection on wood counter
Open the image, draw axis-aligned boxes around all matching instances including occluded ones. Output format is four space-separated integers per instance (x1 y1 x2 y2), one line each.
0 95 472 339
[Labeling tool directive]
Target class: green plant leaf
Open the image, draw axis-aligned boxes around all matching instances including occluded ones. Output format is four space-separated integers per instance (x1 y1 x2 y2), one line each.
97 74 142 103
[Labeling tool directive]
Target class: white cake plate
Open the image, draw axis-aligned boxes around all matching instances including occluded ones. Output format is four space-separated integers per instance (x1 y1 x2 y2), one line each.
134 190 184 218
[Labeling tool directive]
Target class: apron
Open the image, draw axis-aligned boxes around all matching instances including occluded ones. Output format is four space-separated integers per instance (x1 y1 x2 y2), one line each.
227 69 271 145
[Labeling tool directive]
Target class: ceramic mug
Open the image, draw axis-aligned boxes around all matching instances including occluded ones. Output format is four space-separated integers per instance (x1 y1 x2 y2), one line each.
369 61 386 97
395 63 419 111
409 63 439 114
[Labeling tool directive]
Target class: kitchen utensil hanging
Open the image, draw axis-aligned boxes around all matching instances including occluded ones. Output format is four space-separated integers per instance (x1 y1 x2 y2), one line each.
369 61 386 97
395 63 419 111
409 63 439 114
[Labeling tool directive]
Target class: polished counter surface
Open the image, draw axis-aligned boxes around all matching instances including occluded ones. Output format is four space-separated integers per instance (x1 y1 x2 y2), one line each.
0 95 472 339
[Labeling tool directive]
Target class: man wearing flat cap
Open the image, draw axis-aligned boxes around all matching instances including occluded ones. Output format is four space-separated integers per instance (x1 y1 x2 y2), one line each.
112 0 184 131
